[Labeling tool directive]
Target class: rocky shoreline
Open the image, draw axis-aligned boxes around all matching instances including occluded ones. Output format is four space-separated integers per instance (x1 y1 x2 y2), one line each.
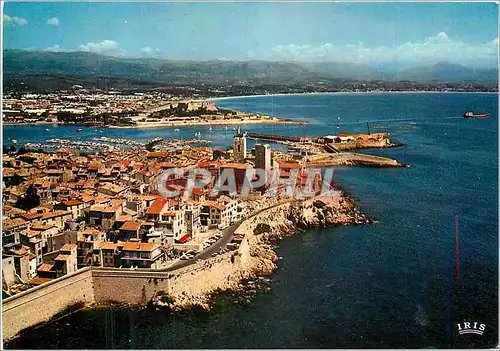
151 192 372 312
3 192 373 345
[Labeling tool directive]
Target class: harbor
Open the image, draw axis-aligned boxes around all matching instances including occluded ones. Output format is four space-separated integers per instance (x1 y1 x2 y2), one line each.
246 131 406 167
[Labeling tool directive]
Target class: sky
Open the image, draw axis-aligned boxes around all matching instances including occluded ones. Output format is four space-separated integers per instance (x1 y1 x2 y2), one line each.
2 2 499 68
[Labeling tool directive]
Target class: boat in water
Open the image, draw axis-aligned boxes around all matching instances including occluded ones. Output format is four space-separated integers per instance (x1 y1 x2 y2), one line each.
76 128 84 132
11 139 17 144
463 111 490 119
45 128 50 132
174 128 180 132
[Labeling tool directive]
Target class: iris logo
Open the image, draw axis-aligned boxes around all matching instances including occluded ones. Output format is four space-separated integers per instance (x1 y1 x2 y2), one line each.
457 322 486 335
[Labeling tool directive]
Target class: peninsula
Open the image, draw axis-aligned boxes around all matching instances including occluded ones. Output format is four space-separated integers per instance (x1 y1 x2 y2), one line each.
2 121 405 341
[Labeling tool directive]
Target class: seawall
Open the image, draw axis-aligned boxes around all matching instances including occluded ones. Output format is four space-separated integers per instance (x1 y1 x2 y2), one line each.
306 152 406 168
2 268 95 342
2 246 252 341
2 197 357 342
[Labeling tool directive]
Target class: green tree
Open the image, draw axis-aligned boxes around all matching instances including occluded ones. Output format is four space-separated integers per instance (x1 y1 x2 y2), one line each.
15 184 40 210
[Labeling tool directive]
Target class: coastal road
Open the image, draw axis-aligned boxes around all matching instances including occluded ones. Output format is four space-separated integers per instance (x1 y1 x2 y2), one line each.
158 200 292 272
163 221 240 271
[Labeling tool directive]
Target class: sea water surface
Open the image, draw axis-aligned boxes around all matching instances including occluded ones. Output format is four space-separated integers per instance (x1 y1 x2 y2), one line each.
4 93 498 349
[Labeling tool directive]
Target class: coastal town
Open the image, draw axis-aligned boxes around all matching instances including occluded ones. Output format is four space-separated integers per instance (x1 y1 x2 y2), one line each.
1 89 404 303
2 88 304 128
1 80 412 343
3 1 498 348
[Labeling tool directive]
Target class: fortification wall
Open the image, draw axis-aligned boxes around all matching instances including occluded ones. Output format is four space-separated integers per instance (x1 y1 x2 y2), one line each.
2 205 276 341
2 268 95 341
91 254 237 306
91 269 172 305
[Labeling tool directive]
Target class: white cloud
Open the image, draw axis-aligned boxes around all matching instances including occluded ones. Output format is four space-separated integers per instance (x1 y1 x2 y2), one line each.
270 32 499 66
140 46 160 56
79 40 118 53
3 14 28 26
46 17 60 26
45 44 65 52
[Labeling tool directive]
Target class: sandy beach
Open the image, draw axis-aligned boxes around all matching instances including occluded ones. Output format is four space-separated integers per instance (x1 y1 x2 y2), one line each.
207 90 495 103
108 118 307 129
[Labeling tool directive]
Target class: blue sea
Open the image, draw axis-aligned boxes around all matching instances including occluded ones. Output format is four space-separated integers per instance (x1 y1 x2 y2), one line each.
4 92 498 349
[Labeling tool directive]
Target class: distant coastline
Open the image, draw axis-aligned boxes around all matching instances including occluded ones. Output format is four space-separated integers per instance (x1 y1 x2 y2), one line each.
208 90 498 102
3 117 307 129
108 118 306 129
3 91 494 130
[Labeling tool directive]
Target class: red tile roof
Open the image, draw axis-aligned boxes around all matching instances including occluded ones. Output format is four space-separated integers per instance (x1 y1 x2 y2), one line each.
146 197 168 215
60 243 76 252
64 200 84 207
21 213 43 221
221 163 250 170
121 242 157 252
83 228 104 236
160 162 177 169
192 188 209 195
37 263 55 272
30 223 57 231
119 221 142 232
204 200 226 211
147 152 170 158
41 210 71 220
54 254 70 261
198 161 221 168
277 163 303 169
99 242 117 250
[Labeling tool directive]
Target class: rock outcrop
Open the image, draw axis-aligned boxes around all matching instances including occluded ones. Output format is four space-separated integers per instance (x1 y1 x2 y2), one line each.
150 193 372 312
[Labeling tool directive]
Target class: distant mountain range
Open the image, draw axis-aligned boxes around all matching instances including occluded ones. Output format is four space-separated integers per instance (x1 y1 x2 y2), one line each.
3 49 498 88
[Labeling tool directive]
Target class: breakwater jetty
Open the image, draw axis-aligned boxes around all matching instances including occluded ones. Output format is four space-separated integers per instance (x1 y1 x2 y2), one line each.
245 132 405 168
306 152 406 168
246 132 309 143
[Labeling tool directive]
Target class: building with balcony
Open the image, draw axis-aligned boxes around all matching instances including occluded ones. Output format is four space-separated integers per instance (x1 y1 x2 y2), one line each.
119 242 163 269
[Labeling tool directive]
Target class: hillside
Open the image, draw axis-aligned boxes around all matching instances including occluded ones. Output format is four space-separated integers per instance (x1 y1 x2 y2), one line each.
3 50 498 90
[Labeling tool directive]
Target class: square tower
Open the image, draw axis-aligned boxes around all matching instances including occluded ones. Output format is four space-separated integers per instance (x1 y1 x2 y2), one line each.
233 134 247 161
